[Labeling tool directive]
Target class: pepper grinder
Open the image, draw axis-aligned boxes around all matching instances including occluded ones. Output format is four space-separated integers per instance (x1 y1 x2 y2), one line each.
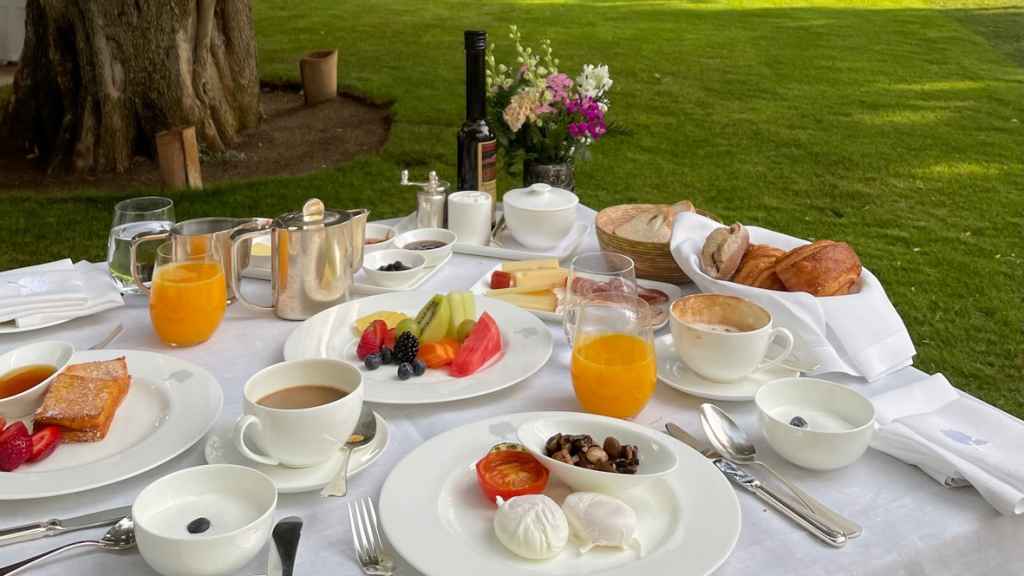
401 169 450 229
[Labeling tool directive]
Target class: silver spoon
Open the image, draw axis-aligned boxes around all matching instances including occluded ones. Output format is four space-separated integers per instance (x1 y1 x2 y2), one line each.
321 407 378 497
700 404 862 537
0 517 135 576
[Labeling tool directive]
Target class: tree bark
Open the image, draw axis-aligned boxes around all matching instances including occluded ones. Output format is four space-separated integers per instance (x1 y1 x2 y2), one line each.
2 0 260 174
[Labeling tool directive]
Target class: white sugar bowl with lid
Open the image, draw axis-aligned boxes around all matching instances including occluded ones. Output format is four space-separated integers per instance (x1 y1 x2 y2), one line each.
502 183 579 250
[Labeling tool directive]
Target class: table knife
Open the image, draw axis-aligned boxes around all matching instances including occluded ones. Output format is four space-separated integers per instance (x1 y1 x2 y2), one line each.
665 423 848 547
0 505 133 546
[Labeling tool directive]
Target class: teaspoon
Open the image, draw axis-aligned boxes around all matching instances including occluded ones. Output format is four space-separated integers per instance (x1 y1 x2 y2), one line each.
321 407 378 497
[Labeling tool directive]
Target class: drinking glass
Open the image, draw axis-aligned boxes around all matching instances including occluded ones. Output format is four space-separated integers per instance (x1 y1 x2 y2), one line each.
149 242 226 347
107 196 175 293
569 292 656 419
562 251 638 345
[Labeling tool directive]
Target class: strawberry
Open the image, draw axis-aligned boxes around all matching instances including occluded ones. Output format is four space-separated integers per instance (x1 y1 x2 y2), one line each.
0 416 5 431
28 425 62 463
383 328 397 350
356 319 389 360
0 435 31 472
0 421 29 445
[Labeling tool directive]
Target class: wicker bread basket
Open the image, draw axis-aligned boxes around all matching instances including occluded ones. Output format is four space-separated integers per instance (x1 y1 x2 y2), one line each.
596 204 719 284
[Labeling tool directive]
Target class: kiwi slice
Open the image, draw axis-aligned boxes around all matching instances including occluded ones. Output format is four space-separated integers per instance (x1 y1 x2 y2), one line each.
416 295 451 343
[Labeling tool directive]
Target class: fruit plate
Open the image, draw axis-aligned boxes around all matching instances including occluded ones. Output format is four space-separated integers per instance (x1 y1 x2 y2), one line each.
0 349 222 500
393 211 591 262
468 262 685 330
379 411 741 576
282 291 553 405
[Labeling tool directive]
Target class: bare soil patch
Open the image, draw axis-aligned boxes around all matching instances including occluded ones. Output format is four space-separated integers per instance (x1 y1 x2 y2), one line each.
0 88 391 192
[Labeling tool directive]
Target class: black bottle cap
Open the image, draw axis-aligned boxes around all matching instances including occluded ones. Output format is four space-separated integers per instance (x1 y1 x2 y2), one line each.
465 30 487 51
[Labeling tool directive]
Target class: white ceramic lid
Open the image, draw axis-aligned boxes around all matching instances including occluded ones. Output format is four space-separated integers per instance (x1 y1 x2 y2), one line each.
503 183 579 212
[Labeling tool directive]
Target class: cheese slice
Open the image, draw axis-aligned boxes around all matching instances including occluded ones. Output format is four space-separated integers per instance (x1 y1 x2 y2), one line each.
491 290 558 312
500 259 560 272
512 268 568 290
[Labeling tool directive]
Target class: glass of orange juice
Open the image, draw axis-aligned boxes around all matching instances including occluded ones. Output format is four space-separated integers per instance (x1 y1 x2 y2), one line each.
149 242 226 347
569 292 655 419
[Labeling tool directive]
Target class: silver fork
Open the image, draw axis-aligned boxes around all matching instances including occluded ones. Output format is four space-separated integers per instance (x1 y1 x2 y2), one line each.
348 497 394 576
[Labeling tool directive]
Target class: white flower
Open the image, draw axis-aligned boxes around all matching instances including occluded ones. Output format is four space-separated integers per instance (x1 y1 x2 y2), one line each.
576 64 613 98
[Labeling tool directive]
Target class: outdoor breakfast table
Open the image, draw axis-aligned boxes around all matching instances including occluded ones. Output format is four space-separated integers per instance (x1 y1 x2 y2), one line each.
1 207 1021 576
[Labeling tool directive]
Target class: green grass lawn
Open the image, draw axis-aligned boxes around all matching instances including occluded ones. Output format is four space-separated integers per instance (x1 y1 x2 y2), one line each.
1 0 1022 415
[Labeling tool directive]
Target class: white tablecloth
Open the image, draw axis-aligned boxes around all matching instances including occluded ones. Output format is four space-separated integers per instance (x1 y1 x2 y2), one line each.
1 208 1022 576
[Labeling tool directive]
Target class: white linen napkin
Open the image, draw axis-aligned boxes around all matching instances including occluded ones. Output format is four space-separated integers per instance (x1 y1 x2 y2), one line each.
0 261 124 328
669 212 915 381
871 374 1024 515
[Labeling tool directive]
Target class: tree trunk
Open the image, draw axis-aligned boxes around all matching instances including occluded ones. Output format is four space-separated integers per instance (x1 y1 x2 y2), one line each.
2 0 260 174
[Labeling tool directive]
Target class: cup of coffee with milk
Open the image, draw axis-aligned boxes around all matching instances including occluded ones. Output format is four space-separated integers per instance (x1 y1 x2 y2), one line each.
234 358 363 467
669 294 794 382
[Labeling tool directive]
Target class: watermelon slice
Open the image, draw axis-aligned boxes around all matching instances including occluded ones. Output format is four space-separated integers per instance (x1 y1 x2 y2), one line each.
449 312 502 377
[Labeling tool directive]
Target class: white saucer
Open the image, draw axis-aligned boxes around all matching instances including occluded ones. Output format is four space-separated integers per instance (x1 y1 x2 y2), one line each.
656 334 799 401
203 411 390 494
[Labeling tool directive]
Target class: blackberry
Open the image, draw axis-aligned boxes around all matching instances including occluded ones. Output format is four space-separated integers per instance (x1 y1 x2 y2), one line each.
393 332 419 364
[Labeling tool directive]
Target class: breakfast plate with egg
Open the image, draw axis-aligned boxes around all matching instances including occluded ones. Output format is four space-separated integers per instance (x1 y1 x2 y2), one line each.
379 411 741 576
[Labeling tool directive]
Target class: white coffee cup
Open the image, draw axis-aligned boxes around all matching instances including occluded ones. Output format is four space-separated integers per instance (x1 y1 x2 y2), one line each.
447 191 493 245
234 358 364 468
670 294 794 382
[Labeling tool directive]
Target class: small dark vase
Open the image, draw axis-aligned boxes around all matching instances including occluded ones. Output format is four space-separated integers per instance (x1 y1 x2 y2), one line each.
523 161 575 191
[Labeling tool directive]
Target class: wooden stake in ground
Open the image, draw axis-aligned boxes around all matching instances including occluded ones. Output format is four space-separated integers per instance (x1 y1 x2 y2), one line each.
2 0 260 175
300 49 338 106
156 127 203 190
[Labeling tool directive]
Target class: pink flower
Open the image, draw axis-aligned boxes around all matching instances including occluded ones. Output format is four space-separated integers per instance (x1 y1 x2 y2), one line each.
568 122 589 139
546 73 573 102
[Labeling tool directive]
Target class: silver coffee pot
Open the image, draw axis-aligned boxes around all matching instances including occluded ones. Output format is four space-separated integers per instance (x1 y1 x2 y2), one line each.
231 199 368 320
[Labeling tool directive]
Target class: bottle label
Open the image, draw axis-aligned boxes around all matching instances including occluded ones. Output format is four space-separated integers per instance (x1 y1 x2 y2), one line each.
477 139 498 196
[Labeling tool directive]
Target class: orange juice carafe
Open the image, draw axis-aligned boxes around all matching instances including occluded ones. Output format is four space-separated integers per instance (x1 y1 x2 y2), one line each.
149 243 227 347
567 292 656 419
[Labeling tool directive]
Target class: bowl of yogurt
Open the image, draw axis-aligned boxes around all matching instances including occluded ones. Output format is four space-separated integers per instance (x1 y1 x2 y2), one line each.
755 377 875 471
132 464 277 576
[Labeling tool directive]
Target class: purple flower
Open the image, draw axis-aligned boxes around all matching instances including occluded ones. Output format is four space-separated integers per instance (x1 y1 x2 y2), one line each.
546 73 573 102
568 122 589 139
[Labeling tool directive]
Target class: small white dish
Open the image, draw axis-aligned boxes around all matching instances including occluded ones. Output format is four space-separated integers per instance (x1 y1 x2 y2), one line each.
380 411 740 576
0 349 223 501
204 411 390 493
756 377 875 471
517 413 679 494
133 464 276 576
364 222 397 253
655 334 799 401
0 340 75 418
361 249 427 288
502 183 579 250
352 252 452 295
392 228 456 266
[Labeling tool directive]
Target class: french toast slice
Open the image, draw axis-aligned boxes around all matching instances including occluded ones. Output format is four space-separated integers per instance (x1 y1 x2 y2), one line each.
33 358 131 443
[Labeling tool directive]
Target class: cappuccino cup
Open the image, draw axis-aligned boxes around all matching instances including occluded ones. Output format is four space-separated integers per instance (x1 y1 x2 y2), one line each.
234 358 364 468
670 294 794 382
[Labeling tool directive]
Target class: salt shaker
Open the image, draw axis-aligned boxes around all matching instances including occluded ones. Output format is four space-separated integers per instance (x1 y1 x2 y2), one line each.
401 169 450 229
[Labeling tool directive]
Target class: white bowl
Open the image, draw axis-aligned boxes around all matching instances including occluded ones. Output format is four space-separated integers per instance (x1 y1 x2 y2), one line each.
0 341 75 418
502 183 579 250
362 249 427 288
517 413 678 495
364 223 396 254
392 228 456 266
756 377 875 471
133 464 277 576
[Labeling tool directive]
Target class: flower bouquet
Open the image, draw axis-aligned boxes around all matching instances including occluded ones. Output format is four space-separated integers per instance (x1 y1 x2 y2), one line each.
486 26 613 189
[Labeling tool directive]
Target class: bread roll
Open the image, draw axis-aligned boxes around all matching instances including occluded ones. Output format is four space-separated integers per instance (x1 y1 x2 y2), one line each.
733 244 786 290
775 240 862 296
700 223 749 280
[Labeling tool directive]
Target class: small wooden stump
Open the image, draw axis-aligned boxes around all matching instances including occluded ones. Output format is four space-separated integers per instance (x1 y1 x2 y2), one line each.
156 126 203 190
300 49 338 106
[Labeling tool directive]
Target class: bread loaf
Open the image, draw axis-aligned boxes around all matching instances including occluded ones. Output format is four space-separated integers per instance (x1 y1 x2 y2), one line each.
774 240 862 296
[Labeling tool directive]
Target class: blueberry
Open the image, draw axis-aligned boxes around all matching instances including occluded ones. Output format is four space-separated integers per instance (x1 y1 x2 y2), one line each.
412 358 427 376
789 416 808 428
364 353 382 370
380 346 393 364
186 517 211 534
397 362 413 381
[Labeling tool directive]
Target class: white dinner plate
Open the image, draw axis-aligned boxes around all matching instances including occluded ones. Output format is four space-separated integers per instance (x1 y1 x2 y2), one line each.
203 411 390 493
469 263 683 329
0 349 223 500
655 334 800 401
282 292 553 405
379 411 741 576
0 317 75 334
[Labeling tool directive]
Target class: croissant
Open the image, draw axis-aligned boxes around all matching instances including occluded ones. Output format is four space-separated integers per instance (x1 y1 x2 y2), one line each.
774 240 862 296
733 244 786 290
